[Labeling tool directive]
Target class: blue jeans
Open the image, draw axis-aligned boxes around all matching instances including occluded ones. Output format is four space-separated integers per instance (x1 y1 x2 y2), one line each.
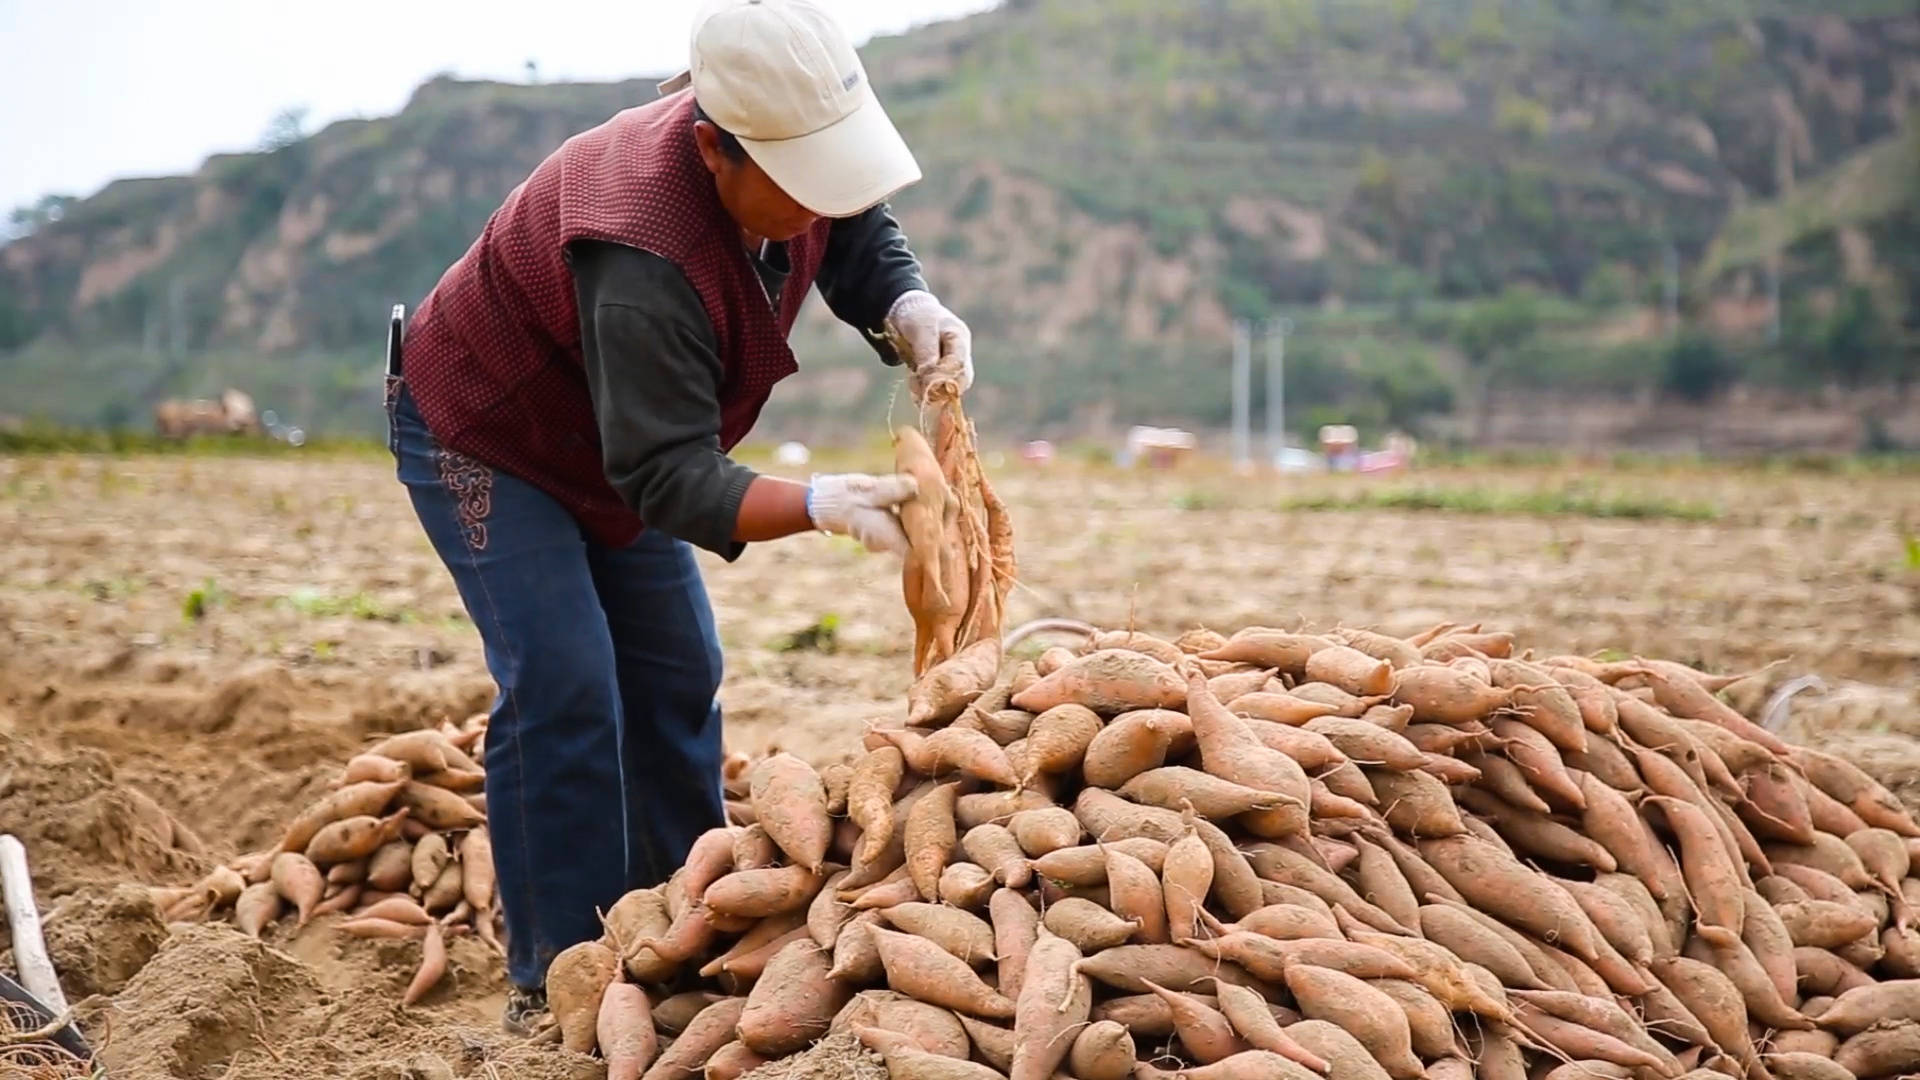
386 380 726 989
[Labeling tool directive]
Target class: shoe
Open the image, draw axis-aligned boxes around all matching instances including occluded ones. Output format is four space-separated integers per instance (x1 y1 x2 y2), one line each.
503 983 549 1036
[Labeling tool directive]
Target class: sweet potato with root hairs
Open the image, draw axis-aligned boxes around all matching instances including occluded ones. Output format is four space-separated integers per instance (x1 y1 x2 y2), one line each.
1763 1052 1852 1080
731 822 780 872
1836 1022 1920 1079
1299 717 1424 771
881 901 996 967
907 638 1002 725
1515 1006 1673 1073
938 862 995 909
1190 933 1416 983
1366 767 1466 836
866 925 1016 1020
1141 979 1246 1064
1500 683 1588 756
1452 787 1612 870
1072 944 1257 994
337 915 425 939
700 910 809 979
905 782 960 901
1772 1030 1840 1058
1482 722 1582 812
979 888 1039 1008
1201 632 1328 677
1282 965 1422 1080
1303 644 1394 697
1764 833 1875 891
1776 900 1878 950
1512 990 1682 1074
421 860 464 915
1132 1050 1323 1080
1287 682 1385 718
1008 807 1083 856
1244 842 1411 934
1681 936 1810 1030
1090 844 1168 945
1004 928 1092 1080
1283 1021 1391 1080
547 940 620 1053
704 865 823 919
1031 896 1128 953
1644 795 1747 949
1369 979 1453 1060
1417 840 1605 963
1653 957 1763 1076
1884 926 1920 978
832 990 970 1057
1805 979 1920 1035
1369 830 1460 904
1207 982 1330 1074
1310 782 1375 821
1633 663 1793 758
1388 665 1508 724
1092 993 1221 1037
1182 672 1311 836
1032 838 1168 885
1231 692 1341 726
1093 629 1185 663
642 997 747 1080
1020 704 1104 783
1845 826 1909 894
1119 766 1289 819
1328 627 1422 669
737 939 850 1055
1243 721 1345 774
915 726 1018 789
960 823 1031 888
848 747 905 865
1577 773 1677 901
1556 879 1655 965
848 866 921 912
746 753 831 872
1416 903 1547 988
310 807 414 867
1568 737 1644 795
1210 667 1278 704
1013 649 1184 715
1795 946 1875 997
804 869 854 949
1074 787 1185 844
1070 1021 1138 1080
1083 709 1185 788
1316 762 1378 806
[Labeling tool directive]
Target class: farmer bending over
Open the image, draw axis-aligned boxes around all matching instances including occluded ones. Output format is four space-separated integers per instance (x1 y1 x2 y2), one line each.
385 0 972 1032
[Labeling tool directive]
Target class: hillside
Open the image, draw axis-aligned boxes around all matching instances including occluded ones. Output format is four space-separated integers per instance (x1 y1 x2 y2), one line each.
2 0 1917 443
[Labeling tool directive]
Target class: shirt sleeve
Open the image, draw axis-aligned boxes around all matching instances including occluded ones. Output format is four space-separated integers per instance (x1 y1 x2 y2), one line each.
567 239 758 561
814 201 930 366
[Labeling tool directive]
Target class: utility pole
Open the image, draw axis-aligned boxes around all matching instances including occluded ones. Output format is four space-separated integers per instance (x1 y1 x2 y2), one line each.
1766 255 1782 345
1231 319 1251 471
1265 317 1294 466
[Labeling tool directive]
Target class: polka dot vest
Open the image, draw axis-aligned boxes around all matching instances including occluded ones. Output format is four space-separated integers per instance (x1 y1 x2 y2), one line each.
401 90 831 546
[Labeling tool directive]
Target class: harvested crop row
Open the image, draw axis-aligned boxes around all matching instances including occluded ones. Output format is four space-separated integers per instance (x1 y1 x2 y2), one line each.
529 618 1920 1080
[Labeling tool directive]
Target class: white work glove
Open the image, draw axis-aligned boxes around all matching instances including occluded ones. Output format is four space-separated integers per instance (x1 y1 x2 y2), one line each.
884 289 974 401
806 473 919 555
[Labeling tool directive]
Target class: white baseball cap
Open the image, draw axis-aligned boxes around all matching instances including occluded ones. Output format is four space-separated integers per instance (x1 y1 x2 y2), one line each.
659 0 923 218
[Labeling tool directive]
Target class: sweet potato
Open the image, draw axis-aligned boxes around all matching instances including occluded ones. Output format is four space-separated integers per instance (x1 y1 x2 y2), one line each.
642 997 747 1080
1300 717 1424 771
1645 795 1747 949
832 990 970 1057
1315 761 1378 806
1653 956 1762 1076
1036 645 1075 677
363 839 414 894
601 986 664 1079
1031 838 1168 885
1191 933 1415 983
1283 965 1421 1080
705 865 824 919
1070 1021 1137 1080
1416 903 1544 988
938 862 995 909
1390 665 1508 724
958 824 1031 889
1287 682 1385 718
1231 692 1341 726
1074 787 1184 844
339 753 411 785
1303 644 1393 697
1083 709 1187 788
869 925 1015 1018
1364 979 1449 1060
1512 990 1682 1075
1516 1007 1671 1073
1846 826 1909 895
234 881 281 937
1566 736 1643 794
1094 844 1169 945
1367 768 1466 836
1093 629 1185 663
1502 683 1588 756
1795 946 1875 997
1770 1031 1840 1058
1776 900 1878 950
1682 935 1811 1030
1244 842 1411 935
1579 772 1677 901
1554 879 1655 968
1807 979 1920 1035
269 851 324 928
1370 831 1461 904
1202 632 1328 677
701 1042 767 1080
700 910 809 980
1020 704 1104 782
1012 650 1183 715
305 804 412 866
909 638 1002 725
737 939 850 1055
1072 944 1255 994
1008 807 1083 857
849 747 905 868
548 940 620 1053
805 869 855 950
1209 666 1278 705
820 912 882 984
1421 895 1579 992
1183 672 1311 837
1004 927 1092 1080
395 781 485 830
1836 1022 1920 1079
1765 833 1875 891
883 901 996 967
1454 787 1615 870
1040 896 1136 952
905 782 960 901
847 866 920 912
1284 1020 1391 1080
745 754 831 873
984 887 1039 1006
1140 979 1245 1064
1119 766 1287 819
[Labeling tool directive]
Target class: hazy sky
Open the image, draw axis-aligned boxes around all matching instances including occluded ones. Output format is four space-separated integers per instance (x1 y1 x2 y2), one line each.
0 0 1000 214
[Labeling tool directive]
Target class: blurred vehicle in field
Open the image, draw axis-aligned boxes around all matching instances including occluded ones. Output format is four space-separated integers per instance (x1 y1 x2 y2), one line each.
1119 426 1197 469
1020 440 1054 465
152 388 263 440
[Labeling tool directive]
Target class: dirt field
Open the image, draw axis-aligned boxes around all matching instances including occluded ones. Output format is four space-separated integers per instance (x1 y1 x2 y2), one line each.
1 451 1916 1077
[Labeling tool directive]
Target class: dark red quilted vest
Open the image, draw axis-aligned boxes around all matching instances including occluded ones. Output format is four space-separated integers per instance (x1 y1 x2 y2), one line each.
401 90 831 546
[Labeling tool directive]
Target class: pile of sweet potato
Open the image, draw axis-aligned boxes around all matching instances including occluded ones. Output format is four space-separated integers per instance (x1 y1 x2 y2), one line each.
541 620 1920 1080
148 715 496 1005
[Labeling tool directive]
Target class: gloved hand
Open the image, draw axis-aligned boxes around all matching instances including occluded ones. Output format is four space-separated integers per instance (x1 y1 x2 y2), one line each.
806 473 919 555
884 289 974 401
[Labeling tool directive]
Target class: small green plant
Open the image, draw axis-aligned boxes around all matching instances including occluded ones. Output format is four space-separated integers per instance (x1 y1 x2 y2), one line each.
1173 489 1224 512
1903 533 1920 570
280 587 410 622
182 578 226 621
774 613 841 654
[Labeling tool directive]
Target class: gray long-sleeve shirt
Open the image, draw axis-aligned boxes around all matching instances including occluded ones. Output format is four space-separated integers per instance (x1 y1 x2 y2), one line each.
565 202 927 560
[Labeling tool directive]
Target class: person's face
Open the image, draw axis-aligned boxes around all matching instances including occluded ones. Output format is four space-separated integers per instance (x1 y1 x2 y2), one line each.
695 121 820 243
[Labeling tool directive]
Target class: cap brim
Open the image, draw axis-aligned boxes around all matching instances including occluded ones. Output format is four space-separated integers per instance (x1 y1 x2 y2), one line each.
736 84 922 218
